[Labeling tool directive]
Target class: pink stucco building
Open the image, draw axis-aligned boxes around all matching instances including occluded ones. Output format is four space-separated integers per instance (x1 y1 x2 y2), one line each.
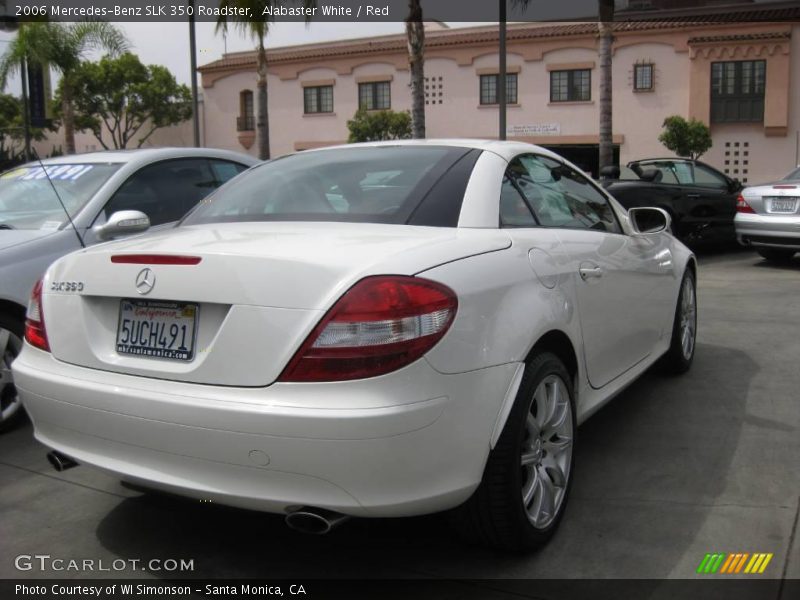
198 8 800 182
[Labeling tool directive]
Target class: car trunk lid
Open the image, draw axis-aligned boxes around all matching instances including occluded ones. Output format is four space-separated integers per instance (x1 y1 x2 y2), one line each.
42 222 510 386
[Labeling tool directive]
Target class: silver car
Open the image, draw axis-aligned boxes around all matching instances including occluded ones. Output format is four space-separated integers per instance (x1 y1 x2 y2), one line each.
0 147 258 431
735 166 800 263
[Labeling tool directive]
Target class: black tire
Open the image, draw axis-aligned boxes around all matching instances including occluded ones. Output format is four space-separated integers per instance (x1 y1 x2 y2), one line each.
660 269 697 375
450 352 576 551
0 312 26 433
756 248 796 263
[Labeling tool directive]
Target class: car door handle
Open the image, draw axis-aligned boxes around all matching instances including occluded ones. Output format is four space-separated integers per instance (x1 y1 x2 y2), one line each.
686 194 700 198
579 266 603 280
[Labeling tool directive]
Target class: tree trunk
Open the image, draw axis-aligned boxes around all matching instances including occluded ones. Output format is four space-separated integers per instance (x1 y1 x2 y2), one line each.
61 81 76 155
256 41 270 160
406 0 425 139
598 2 614 174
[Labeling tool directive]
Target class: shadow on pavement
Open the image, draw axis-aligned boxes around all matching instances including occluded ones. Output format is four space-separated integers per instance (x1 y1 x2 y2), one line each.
92 342 758 580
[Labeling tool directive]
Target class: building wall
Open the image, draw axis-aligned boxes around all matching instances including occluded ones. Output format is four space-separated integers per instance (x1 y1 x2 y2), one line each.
32 118 199 158
703 24 800 184
200 21 799 181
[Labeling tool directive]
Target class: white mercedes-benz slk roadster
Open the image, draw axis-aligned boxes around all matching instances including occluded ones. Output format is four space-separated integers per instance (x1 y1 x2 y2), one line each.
12 140 696 550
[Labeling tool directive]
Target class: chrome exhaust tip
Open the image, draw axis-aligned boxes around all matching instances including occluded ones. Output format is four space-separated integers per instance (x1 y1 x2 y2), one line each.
46 451 78 472
285 507 350 535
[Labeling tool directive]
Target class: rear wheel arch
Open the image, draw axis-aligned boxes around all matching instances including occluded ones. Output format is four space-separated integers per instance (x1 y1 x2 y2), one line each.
685 257 697 280
489 330 579 449
525 330 579 387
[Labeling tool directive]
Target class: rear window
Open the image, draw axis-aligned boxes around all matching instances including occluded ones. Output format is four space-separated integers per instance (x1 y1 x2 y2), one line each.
783 167 800 181
182 146 474 227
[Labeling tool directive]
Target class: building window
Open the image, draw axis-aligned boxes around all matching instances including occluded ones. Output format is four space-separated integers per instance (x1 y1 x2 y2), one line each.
304 85 333 114
633 64 654 91
237 90 254 131
711 60 765 123
358 81 391 110
479 73 518 105
550 69 591 102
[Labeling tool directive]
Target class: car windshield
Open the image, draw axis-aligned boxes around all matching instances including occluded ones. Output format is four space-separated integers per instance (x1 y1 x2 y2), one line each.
783 167 800 181
182 146 467 226
0 163 121 230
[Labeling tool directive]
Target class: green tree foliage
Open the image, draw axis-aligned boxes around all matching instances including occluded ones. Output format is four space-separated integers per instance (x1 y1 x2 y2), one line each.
54 53 192 149
0 94 50 169
347 109 412 143
0 93 46 150
658 115 713 160
0 21 128 154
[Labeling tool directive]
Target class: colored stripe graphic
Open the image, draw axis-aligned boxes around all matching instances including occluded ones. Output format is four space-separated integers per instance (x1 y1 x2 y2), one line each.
698 552 774 575
697 554 713 574
719 554 736 574
735 553 749 573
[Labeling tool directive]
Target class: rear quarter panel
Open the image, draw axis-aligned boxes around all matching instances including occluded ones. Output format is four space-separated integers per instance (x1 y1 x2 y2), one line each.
418 244 582 375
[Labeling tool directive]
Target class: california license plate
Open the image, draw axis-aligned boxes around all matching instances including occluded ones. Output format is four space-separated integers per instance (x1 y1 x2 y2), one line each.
116 300 198 361
768 198 797 213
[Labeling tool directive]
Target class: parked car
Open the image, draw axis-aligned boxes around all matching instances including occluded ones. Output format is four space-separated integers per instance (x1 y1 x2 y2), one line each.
602 158 742 243
12 140 696 550
0 147 259 431
735 166 800 263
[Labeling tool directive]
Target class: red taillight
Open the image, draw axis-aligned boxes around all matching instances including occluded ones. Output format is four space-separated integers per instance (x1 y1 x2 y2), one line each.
279 275 458 382
24 279 50 352
111 254 202 265
736 195 755 214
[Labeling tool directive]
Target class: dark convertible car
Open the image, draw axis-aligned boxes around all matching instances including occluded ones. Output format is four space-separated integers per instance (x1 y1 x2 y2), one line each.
602 158 742 243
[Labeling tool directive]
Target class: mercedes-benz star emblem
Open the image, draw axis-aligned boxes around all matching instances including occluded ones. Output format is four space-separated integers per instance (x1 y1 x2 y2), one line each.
135 268 156 295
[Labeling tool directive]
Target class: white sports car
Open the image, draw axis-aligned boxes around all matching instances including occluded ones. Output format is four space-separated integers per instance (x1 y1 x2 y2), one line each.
12 140 696 550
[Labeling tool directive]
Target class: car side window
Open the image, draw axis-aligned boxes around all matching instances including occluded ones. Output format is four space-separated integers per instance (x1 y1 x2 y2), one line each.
508 154 622 234
104 159 217 226
692 164 728 189
210 160 249 186
499 174 538 227
644 162 681 185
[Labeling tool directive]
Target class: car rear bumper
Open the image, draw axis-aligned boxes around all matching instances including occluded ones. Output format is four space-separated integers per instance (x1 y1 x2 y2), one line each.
13 345 517 517
734 213 800 250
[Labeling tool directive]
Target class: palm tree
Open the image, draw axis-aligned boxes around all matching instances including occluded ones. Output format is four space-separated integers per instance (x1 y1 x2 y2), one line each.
0 22 129 155
216 1 316 160
598 0 615 173
406 0 425 139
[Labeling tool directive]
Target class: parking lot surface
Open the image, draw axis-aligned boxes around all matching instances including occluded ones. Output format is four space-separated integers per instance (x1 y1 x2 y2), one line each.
1 247 798 583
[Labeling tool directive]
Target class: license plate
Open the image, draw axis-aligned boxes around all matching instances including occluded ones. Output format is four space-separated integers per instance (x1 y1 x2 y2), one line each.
116 299 198 361
768 198 797 213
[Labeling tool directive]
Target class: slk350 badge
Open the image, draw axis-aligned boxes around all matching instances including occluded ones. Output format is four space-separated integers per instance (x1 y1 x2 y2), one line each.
51 281 85 292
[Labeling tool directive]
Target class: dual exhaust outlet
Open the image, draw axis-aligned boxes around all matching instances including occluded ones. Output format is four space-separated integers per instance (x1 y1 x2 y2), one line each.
46 451 79 472
45 451 349 534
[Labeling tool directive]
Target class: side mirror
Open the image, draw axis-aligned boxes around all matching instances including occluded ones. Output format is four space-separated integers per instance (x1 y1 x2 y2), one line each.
728 178 743 193
628 207 670 235
93 210 150 241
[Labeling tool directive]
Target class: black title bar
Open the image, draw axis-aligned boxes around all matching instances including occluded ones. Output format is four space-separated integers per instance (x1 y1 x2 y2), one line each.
3 0 800 23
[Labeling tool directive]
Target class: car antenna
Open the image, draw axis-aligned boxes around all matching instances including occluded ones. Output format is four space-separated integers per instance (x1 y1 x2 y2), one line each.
31 148 86 249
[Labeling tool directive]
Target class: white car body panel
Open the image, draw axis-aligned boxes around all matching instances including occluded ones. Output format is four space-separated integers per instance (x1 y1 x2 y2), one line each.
42 223 510 386
735 179 800 250
13 140 695 518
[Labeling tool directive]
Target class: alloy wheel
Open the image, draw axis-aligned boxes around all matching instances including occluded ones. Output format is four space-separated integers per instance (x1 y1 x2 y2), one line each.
0 327 23 425
521 374 573 529
680 277 697 360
